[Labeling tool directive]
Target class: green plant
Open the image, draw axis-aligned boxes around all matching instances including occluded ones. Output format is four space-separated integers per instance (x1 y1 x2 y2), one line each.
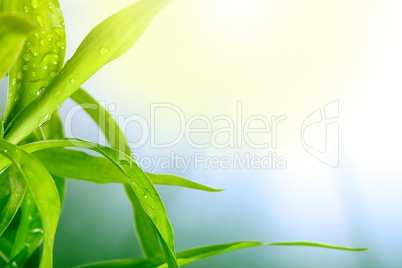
0 0 368 267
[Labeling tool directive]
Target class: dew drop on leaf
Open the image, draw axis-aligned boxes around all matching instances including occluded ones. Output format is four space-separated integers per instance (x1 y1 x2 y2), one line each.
99 47 109 55
119 159 130 168
11 78 17 86
56 41 65 49
32 71 37 77
37 87 45 96
36 15 43 27
23 53 32 62
31 0 38 9
17 72 22 79
48 5 54 14
31 228 43 234
39 114 51 127
70 78 76 83
46 33 54 41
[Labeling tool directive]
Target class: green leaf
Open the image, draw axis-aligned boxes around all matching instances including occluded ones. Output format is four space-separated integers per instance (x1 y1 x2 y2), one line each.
0 14 36 81
0 139 60 268
74 241 369 268
2 0 66 128
33 148 223 192
147 174 223 192
13 138 178 268
0 237 13 263
0 166 26 237
7 192 43 268
4 0 172 145
70 87 163 258
9 112 66 266
0 13 36 138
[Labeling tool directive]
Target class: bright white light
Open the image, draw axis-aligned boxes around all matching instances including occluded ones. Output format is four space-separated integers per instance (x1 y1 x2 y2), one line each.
215 0 265 25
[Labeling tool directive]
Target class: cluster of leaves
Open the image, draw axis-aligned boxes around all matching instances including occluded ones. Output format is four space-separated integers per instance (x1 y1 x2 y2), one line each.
0 0 368 267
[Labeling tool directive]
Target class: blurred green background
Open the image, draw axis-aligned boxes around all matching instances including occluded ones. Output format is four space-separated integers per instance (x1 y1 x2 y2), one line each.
28 0 401 267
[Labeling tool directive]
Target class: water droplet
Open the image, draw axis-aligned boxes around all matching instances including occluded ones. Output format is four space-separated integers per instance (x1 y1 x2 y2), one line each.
31 228 43 234
14 95 19 101
56 41 65 49
32 71 36 77
23 65 28 71
48 5 54 14
40 39 45 46
11 261 17 267
53 27 64 38
31 0 39 9
43 66 48 70
23 52 32 62
23 5 29 13
50 72 57 78
17 72 22 79
53 91 61 97
70 78 75 83
99 47 109 55
28 215 32 221
37 87 45 96
143 189 153 200
36 15 43 27
39 114 51 127
11 78 17 85
119 160 130 168
4 149 7 153
46 33 54 41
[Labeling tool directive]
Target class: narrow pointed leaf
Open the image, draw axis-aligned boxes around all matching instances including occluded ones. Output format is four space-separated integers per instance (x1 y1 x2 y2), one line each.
7 139 178 267
9 112 66 266
33 148 222 191
74 241 369 268
71 88 163 258
0 167 26 236
7 192 43 268
0 14 36 81
0 237 13 263
5 0 172 145
2 0 66 128
0 140 60 268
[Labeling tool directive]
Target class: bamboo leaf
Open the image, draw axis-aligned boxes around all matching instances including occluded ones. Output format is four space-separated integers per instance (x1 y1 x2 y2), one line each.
9 112 66 267
0 139 60 268
4 0 172 145
2 0 66 128
0 14 36 81
74 241 369 268
0 167 26 237
33 148 222 192
71 88 163 258
13 138 179 268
